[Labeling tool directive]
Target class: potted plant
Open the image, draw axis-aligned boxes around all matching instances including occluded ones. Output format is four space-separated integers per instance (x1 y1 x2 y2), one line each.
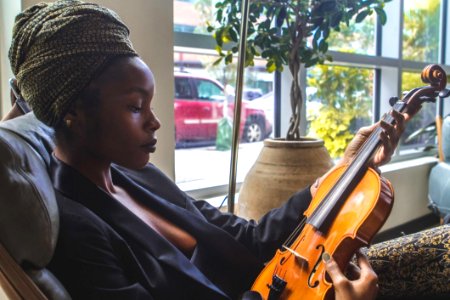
208 0 391 219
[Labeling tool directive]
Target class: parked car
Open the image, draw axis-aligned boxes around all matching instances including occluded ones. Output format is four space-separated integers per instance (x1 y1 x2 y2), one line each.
174 72 272 146
243 88 264 100
246 91 274 133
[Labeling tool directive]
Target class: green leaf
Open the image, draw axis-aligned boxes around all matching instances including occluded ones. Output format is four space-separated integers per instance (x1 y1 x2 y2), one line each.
229 27 238 42
217 9 223 22
355 10 370 23
305 57 319 68
319 40 328 52
322 27 330 39
313 29 321 49
315 0 337 16
213 57 223 66
215 29 223 47
261 49 272 58
330 11 343 28
215 45 223 55
225 53 233 64
267 60 276 73
374 7 387 25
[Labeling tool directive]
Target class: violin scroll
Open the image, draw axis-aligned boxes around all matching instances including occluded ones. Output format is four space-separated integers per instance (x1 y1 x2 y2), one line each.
421 64 447 90
402 64 448 116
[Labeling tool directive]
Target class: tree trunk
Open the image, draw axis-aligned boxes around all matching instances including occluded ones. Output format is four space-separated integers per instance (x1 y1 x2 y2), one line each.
286 55 302 140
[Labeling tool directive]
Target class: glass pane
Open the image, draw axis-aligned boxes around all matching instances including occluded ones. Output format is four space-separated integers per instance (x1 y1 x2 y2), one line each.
195 79 225 100
174 0 216 34
328 14 376 55
306 65 374 159
399 71 437 153
403 0 441 62
174 49 274 191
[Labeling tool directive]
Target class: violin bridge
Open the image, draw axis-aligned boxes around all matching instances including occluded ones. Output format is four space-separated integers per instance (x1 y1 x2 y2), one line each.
282 245 308 266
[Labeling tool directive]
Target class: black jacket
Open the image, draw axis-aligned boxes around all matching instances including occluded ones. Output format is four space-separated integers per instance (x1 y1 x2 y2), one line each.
48 156 312 300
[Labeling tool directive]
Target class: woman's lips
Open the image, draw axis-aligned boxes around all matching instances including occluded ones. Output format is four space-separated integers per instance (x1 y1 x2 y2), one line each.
141 139 157 153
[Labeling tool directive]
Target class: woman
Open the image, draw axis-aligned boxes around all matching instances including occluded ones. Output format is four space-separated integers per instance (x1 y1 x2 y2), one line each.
8 1 407 299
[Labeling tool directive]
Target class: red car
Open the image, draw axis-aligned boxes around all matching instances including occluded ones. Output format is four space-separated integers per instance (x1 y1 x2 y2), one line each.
174 72 272 146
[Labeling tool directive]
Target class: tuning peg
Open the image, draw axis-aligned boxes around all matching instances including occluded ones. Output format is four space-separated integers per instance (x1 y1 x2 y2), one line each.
439 89 450 99
389 97 399 107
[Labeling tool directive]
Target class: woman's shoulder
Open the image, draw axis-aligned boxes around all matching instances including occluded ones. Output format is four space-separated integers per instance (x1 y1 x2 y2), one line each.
55 191 116 239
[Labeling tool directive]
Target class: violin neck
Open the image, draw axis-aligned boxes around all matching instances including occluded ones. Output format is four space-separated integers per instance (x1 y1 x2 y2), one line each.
353 101 406 168
308 101 406 232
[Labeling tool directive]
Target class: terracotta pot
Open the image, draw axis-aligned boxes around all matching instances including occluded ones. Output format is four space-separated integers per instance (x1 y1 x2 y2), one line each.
238 137 333 220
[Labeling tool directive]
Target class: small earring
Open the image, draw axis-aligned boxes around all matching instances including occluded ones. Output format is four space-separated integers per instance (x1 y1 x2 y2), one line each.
65 119 72 127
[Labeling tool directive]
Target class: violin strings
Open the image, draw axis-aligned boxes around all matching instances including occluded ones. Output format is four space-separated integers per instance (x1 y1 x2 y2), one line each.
283 105 403 246
307 103 403 228
283 216 306 247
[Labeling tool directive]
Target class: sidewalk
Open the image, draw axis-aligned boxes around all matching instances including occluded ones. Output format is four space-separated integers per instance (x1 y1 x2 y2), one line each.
175 141 264 196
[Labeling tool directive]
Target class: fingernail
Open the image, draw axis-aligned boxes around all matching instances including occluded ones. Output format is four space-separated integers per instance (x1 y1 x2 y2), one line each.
322 252 331 263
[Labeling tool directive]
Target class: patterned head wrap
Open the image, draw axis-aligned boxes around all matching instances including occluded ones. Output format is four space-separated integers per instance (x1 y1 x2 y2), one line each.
9 0 138 126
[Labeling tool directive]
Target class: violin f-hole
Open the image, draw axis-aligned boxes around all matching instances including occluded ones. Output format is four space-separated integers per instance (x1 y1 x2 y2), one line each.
308 244 325 288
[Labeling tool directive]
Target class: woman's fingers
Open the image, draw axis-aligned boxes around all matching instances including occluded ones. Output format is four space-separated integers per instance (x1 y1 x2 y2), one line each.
322 253 348 285
355 250 378 283
345 261 361 280
323 251 379 300
343 109 409 167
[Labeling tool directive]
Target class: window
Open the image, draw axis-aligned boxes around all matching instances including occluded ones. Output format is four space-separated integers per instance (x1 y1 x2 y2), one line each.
174 0 450 199
175 77 194 99
174 0 215 34
328 14 376 55
173 49 274 194
403 0 441 62
195 79 224 101
307 65 374 158
399 71 438 153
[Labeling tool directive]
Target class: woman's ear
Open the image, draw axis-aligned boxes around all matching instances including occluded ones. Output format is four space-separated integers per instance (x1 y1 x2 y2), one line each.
62 107 81 134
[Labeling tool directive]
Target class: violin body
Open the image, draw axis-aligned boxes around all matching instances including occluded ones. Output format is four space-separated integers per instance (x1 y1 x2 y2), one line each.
251 166 394 300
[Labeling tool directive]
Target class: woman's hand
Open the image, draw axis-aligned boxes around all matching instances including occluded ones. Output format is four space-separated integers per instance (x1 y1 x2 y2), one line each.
310 109 408 197
341 110 409 167
323 250 378 300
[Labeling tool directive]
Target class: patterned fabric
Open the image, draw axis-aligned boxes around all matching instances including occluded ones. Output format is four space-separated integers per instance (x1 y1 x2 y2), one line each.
8 0 137 127
367 224 450 299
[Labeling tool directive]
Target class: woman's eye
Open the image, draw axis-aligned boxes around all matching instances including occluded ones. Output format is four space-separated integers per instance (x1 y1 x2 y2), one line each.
128 105 141 113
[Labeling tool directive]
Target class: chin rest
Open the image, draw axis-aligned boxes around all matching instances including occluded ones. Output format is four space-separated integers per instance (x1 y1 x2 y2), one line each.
0 113 70 299
428 115 450 220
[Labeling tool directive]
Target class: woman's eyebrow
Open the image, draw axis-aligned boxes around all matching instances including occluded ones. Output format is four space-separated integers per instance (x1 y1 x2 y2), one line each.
123 86 151 97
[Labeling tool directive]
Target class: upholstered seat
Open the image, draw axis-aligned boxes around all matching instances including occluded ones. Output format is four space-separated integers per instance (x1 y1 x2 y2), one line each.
0 113 70 299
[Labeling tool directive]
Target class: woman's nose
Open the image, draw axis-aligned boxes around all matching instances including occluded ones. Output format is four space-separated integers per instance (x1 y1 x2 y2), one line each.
145 109 161 132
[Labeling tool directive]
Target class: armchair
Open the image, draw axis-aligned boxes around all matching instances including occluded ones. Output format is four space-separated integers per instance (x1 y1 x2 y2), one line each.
0 113 70 299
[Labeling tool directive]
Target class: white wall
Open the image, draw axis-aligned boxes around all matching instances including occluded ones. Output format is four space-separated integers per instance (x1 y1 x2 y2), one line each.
381 157 437 230
0 0 20 116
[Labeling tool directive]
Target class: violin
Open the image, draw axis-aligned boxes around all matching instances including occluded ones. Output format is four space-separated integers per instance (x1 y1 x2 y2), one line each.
250 64 448 300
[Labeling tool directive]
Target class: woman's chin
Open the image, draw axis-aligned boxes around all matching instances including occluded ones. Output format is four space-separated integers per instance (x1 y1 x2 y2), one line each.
116 156 150 170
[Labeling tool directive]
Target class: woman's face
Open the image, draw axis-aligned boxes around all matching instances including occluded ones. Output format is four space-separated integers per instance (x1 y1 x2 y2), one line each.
78 56 161 169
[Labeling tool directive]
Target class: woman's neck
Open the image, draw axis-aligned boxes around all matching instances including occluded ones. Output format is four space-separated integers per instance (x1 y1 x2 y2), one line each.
54 145 116 194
